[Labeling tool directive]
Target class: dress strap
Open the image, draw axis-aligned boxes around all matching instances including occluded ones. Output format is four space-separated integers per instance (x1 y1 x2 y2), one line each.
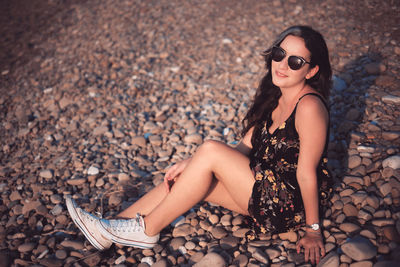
296 92 329 111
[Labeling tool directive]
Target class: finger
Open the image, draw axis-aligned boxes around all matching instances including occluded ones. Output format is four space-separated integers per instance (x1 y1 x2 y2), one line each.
319 241 326 257
304 247 309 263
309 247 315 264
315 246 321 264
296 241 302 254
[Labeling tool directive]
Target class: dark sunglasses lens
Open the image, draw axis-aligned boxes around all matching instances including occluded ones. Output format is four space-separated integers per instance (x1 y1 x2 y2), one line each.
271 47 285 62
288 56 304 70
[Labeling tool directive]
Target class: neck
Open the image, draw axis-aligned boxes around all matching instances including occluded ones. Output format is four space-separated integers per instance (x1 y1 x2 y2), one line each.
279 82 306 105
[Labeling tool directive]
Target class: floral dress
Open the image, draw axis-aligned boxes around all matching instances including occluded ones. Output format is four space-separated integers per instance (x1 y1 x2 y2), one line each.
246 93 333 239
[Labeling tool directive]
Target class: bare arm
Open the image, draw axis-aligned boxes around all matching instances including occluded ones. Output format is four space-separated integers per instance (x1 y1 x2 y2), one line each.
295 95 329 264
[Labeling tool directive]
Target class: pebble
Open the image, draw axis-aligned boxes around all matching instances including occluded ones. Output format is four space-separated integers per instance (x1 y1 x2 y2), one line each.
317 251 339 267
18 243 35 253
341 236 377 261
193 252 226 267
39 169 53 179
87 166 100 176
382 155 400 169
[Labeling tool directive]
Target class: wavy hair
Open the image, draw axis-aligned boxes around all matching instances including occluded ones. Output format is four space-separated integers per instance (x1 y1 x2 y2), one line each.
241 25 332 137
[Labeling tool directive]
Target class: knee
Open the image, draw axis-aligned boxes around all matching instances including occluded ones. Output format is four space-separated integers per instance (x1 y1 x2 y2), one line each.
196 140 223 157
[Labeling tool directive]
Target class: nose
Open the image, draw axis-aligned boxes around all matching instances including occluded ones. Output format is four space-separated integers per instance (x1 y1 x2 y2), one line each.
277 56 289 70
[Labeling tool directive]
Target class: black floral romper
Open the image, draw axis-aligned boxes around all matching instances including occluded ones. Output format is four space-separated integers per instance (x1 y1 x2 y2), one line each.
246 93 333 239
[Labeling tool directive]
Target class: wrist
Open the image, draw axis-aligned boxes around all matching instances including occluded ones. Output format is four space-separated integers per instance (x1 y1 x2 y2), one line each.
305 222 320 231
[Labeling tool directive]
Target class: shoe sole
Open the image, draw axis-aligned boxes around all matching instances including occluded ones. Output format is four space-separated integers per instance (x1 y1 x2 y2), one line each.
98 220 158 249
66 196 108 251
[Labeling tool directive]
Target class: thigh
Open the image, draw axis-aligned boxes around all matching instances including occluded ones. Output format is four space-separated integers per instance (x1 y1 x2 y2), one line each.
204 178 251 215
195 140 255 213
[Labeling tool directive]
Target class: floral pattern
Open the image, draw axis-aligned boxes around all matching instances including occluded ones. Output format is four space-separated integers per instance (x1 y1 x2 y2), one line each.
246 93 333 240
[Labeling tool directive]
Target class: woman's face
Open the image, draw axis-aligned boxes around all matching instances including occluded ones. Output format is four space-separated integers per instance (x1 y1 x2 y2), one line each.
271 35 317 90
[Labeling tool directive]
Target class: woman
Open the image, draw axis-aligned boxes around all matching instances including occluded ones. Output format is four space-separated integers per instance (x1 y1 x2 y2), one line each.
66 25 333 265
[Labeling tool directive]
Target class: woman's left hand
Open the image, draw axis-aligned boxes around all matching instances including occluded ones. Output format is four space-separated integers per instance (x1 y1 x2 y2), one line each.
296 232 325 265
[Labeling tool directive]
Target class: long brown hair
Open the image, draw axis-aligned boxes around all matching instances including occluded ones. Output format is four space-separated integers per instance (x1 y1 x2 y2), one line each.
241 25 332 138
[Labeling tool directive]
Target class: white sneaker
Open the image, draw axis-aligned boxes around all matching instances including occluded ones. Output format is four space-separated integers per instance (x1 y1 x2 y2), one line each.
98 214 159 249
66 196 112 250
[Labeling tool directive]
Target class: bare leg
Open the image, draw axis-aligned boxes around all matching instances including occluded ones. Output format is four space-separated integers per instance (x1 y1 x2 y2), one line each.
117 183 166 218
118 174 249 218
143 140 255 236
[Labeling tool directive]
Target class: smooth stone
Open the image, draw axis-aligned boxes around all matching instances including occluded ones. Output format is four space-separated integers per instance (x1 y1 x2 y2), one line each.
66 178 86 185
22 200 41 214
210 226 228 239
252 248 269 264
360 229 376 240
372 219 394 227
141 256 154 265
108 194 122 206
169 237 186 250
9 191 22 201
343 204 358 217
351 192 368 205
87 166 99 175
172 223 194 237
382 131 400 141
232 254 248 267
131 136 147 147
232 228 249 238
278 231 298 242
209 214 219 224
152 259 168 267
18 242 35 253
382 155 400 169
343 176 364 185
339 223 361 234
316 251 339 267
118 173 130 182
265 247 281 259
379 183 392 197
348 155 362 169
50 194 62 204
383 226 400 242
333 76 347 91
219 235 239 250
341 236 377 261
185 241 196 250
382 95 400 105
40 169 53 179
55 249 67 260
184 134 203 144
60 240 84 250
350 261 373 267
193 252 226 267
115 255 126 264
357 145 375 153
358 209 373 222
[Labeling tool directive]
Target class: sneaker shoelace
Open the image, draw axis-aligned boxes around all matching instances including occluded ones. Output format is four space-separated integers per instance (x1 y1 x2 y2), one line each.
109 214 142 233
79 208 97 223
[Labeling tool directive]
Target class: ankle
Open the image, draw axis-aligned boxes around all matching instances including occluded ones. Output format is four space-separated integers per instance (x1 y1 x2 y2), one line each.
143 217 158 237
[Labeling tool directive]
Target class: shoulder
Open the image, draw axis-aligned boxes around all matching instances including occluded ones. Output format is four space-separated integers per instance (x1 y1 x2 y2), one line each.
295 94 329 128
297 92 327 115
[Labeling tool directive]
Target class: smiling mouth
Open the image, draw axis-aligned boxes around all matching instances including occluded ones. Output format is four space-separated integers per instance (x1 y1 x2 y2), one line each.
275 70 288 77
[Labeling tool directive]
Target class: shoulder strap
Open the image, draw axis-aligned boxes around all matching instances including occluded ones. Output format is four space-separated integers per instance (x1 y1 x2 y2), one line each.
296 92 329 111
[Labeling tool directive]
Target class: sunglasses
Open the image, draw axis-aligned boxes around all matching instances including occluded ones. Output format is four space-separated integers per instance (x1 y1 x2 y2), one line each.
271 46 311 70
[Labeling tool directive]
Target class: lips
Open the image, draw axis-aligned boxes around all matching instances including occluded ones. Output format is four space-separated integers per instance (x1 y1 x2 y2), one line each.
275 70 288 78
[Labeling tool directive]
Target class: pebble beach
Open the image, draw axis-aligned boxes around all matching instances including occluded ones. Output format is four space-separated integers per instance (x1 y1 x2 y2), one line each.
0 0 400 266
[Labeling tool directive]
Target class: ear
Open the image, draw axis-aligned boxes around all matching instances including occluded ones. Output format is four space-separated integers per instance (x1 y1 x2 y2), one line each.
306 65 319 80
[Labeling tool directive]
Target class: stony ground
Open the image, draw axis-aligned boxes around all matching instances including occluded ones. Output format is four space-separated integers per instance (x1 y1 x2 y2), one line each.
1 0 400 266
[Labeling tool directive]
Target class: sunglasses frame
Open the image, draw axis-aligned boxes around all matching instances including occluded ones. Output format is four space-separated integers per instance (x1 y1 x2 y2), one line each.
271 46 311 70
